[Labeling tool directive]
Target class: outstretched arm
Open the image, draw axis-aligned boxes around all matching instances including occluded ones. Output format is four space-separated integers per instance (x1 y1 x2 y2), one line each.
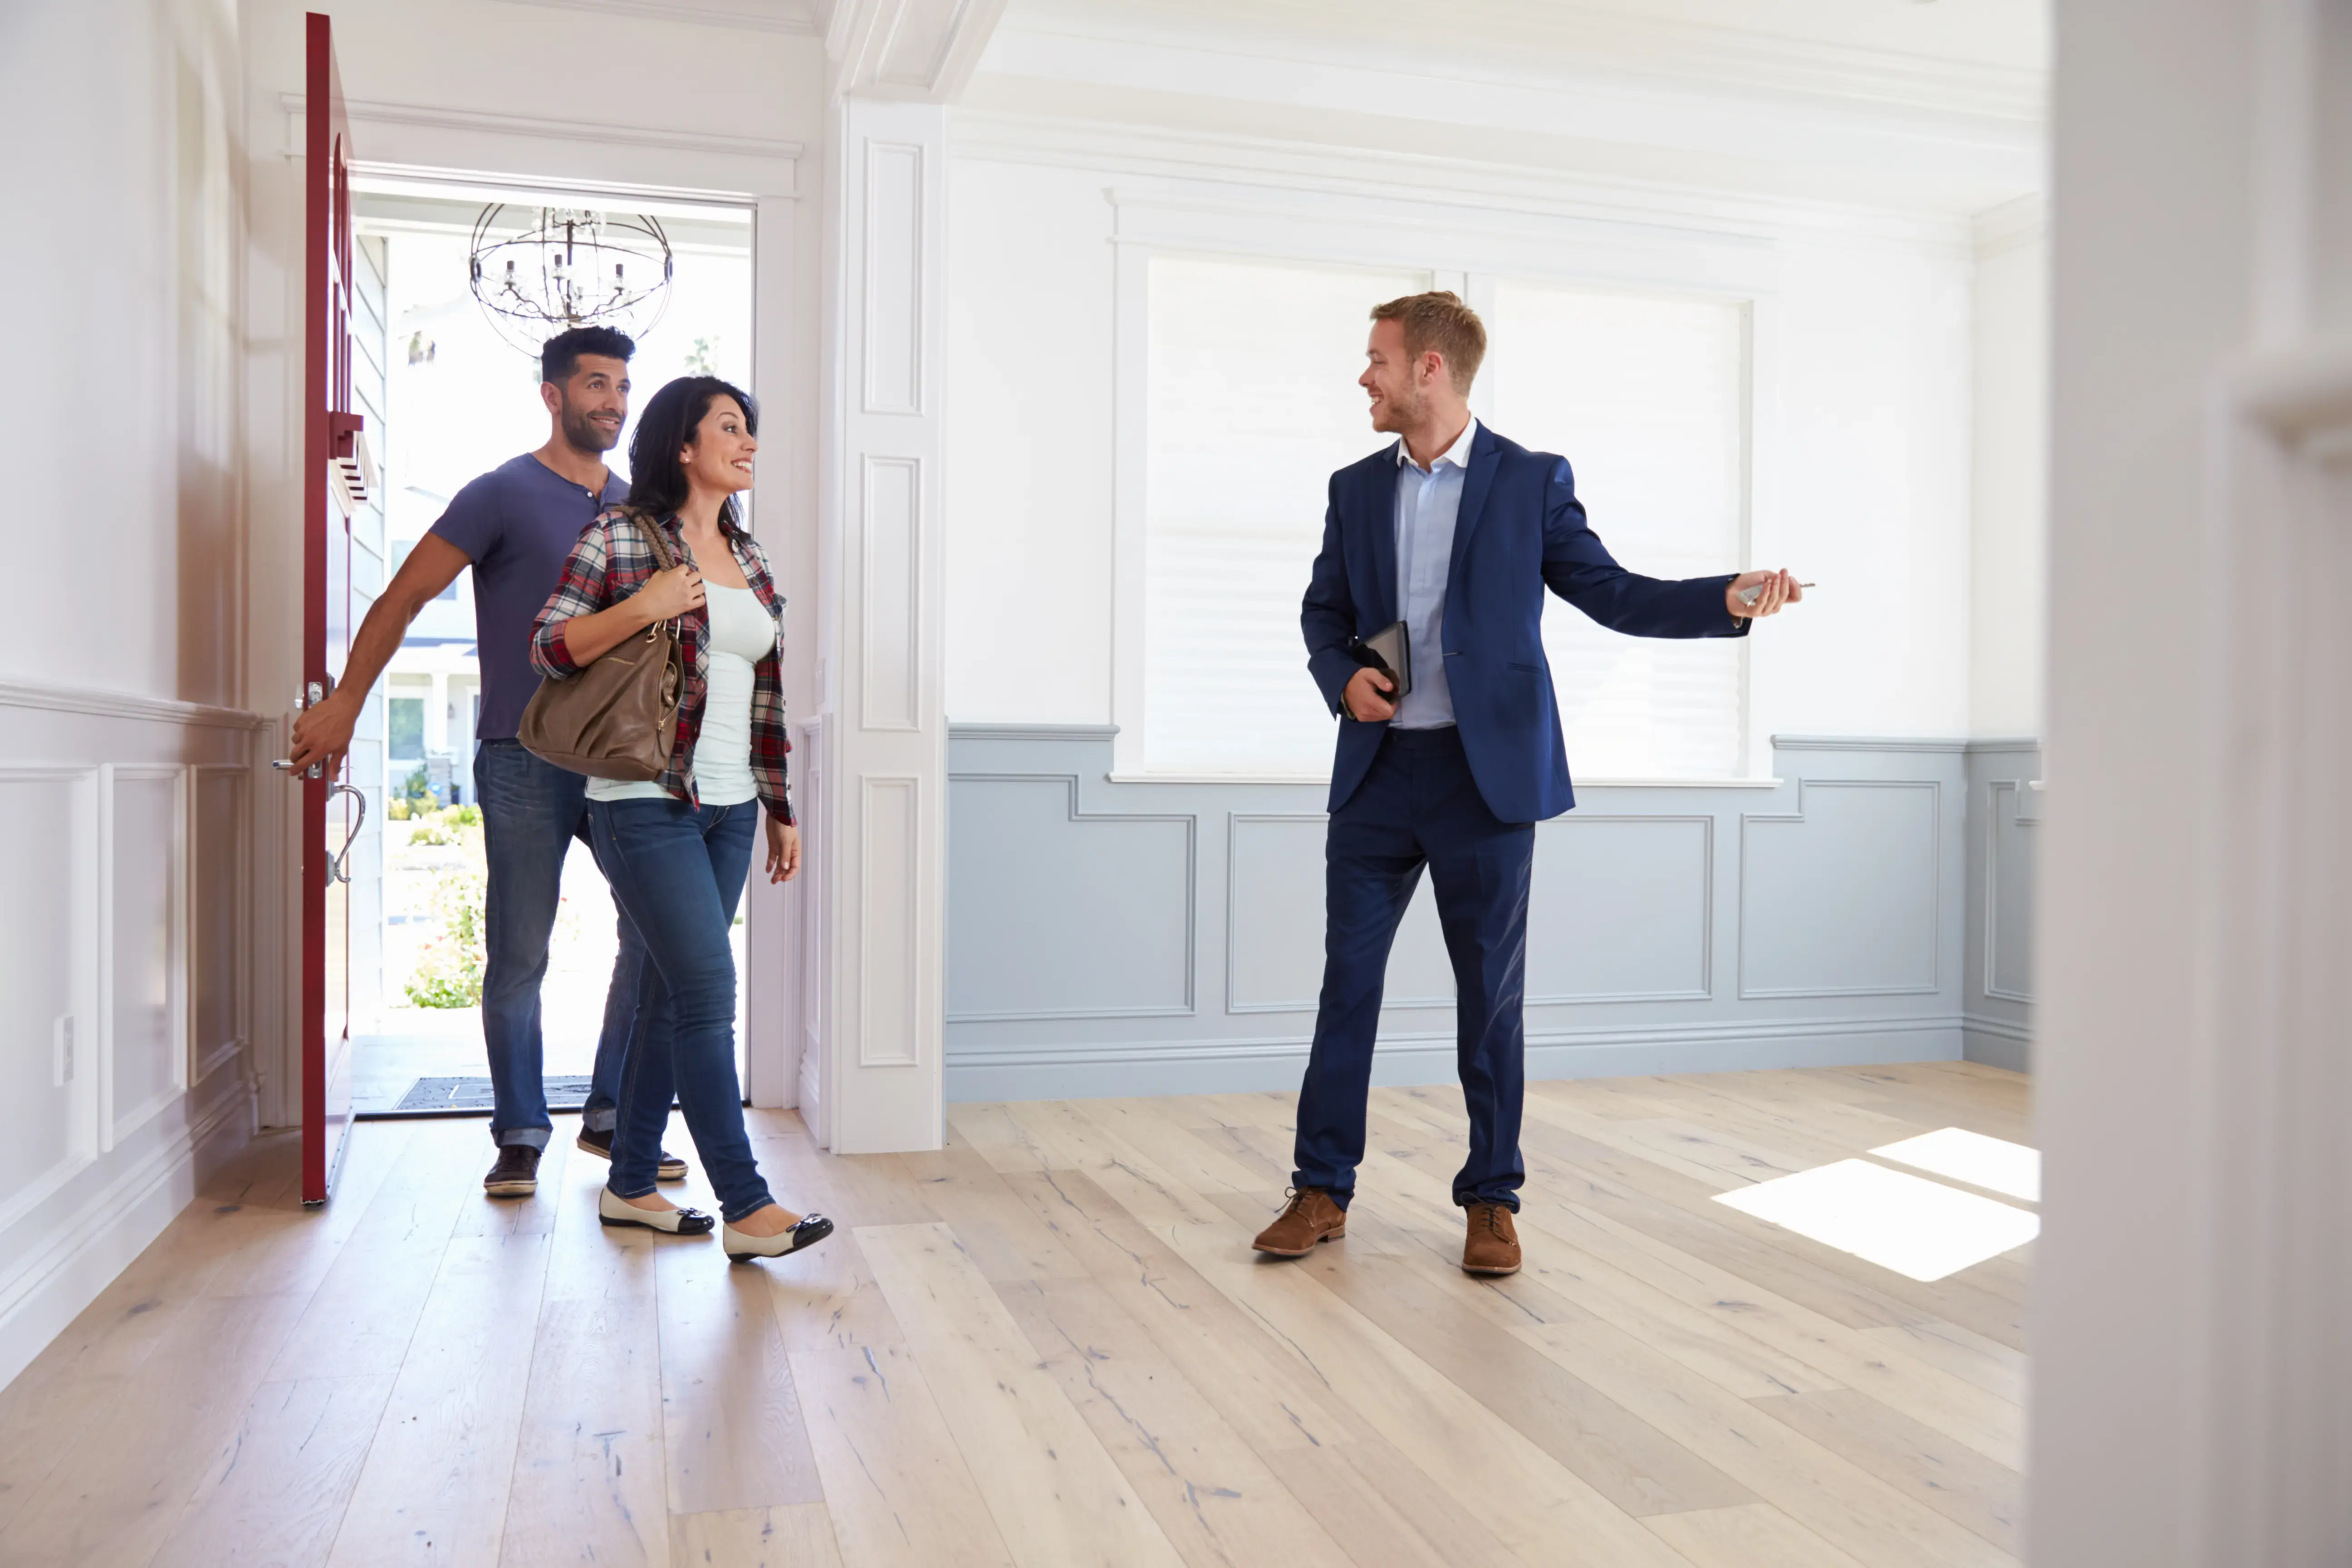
1539 456 1755 637
286 534 471 777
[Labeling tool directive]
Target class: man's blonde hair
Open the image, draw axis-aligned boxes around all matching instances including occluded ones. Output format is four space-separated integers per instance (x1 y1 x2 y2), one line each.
1369 290 1487 392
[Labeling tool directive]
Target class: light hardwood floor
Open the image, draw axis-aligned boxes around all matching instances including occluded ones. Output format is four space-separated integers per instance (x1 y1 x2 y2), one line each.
0 1062 2030 1567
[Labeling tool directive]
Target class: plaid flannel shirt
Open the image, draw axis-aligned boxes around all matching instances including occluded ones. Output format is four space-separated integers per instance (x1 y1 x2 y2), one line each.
531 506 794 823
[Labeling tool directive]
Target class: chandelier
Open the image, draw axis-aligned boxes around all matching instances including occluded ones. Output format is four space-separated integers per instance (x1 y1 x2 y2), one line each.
467 204 674 358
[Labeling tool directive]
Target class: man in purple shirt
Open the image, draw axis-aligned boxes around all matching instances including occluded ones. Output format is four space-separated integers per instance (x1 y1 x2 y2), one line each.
290 326 683 1198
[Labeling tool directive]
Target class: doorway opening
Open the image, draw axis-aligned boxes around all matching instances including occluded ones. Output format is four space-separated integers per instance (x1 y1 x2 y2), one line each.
341 171 757 1119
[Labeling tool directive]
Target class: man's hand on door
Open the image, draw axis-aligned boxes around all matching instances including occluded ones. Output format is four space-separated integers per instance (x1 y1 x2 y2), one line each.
288 691 357 779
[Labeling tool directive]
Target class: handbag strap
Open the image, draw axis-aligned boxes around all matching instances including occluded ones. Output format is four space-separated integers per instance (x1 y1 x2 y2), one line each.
614 506 685 637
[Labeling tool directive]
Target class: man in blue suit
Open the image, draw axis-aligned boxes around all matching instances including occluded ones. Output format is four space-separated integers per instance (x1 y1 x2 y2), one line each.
1251 291 1803 1275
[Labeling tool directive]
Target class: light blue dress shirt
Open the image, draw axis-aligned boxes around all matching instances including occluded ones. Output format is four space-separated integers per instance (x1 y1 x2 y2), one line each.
1389 416 1478 730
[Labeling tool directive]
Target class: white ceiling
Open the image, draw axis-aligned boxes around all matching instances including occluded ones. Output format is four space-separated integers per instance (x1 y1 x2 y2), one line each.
969 0 2050 214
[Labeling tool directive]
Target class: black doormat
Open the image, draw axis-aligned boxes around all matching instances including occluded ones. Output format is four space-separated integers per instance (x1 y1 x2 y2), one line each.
380 1075 596 1117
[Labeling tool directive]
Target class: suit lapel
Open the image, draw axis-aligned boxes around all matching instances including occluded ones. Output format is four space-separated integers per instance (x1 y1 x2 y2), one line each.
1362 446 1401 627
1446 423 1503 596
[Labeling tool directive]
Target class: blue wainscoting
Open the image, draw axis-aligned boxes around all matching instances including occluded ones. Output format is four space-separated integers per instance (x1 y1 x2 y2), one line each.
945 726 2038 1101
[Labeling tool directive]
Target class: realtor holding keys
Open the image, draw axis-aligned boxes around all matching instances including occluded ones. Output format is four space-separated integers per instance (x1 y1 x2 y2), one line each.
1252 290 1804 1276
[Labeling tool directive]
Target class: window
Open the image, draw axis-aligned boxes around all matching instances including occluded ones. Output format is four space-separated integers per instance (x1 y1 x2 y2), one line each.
1144 254 1428 774
1136 258 1749 780
388 697 425 758
1488 280 1748 779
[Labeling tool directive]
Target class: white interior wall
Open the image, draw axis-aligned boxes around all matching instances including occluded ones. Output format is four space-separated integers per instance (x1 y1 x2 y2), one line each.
944 146 1994 754
1969 198 2050 739
0 0 259 1392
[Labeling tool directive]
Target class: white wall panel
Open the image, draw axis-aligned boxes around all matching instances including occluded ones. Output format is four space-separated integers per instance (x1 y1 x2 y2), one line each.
104 768 186 1150
0 769 96 1211
191 765 249 1083
858 776 922 1068
860 456 922 731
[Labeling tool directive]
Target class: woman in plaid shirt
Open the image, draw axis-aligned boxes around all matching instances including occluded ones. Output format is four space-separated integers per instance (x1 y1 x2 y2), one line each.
531 375 832 1264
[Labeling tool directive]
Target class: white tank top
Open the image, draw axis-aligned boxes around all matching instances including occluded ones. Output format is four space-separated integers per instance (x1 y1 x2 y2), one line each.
588 581 774 807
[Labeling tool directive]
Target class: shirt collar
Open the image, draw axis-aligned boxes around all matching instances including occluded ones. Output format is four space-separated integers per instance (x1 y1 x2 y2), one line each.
1396 416 1479 474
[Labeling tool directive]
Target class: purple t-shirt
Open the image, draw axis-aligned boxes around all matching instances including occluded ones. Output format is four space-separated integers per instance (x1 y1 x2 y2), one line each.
429 453 631 740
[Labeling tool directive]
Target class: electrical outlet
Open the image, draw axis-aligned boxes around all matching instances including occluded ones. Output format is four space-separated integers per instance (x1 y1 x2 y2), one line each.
53 1015 74 1087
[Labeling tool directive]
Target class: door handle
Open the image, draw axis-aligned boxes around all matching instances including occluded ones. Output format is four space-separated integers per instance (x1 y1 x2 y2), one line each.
326 782 367 887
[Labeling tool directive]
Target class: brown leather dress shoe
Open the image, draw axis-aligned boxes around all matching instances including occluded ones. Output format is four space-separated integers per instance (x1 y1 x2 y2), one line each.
1462 1202 1522 1275
1252 1187 1347 1257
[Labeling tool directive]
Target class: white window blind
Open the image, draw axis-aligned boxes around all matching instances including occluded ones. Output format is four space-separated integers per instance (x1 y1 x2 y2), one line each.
1144 254 1428 775
1488 280 1749 779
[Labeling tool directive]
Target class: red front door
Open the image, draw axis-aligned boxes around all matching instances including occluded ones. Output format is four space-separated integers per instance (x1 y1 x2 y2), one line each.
299 11 359 1204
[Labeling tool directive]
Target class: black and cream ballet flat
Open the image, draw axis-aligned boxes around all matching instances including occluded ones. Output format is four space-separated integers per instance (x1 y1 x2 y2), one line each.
598 1186 715 1235
724 1211 834 1264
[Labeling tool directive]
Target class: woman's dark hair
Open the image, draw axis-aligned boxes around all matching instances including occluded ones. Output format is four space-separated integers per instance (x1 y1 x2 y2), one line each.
625 376 759 535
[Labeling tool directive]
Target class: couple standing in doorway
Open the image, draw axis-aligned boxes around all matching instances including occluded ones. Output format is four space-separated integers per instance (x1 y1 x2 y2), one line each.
288 327 831 1265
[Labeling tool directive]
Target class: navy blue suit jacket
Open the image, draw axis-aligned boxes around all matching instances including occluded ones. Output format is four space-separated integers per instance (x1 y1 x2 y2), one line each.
1303 424 1748 823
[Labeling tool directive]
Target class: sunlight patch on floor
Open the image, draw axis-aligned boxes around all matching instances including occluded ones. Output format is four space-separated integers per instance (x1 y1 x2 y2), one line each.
1872 1126 2041 1201
1712 1157 2040 1282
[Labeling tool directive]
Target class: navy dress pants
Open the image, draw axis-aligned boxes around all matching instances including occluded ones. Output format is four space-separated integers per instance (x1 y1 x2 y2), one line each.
1292 726 1535 1212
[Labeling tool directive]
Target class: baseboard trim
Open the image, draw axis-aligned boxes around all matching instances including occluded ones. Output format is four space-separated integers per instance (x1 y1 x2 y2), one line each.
0 1080 255 1394
947 1015 1966 1102
1962 1010 2034 1072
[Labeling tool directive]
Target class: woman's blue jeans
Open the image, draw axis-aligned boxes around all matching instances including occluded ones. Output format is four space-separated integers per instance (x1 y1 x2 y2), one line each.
586 796 775 1223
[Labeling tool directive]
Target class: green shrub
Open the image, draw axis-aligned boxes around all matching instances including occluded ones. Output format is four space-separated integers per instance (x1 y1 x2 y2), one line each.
403 867 487 1008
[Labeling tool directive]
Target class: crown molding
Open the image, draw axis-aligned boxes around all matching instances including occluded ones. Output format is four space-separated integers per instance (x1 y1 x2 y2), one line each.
486 0 818 34
988 3 2046 128
279 93 803 166
1974 193 2047 260
954 109 1975 255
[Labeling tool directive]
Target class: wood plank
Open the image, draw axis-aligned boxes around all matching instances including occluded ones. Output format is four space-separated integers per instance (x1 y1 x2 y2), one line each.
1160 1224 1697 1568
0 1290 314 1568
858 1221 1188 1568
1859 1319 2028 1405
1641 1503 1876 1568
669 1502 843 1567
1520 1321 2014 1568
498 1148 669 1568
788 1344 1017 1568
990 1170 1373 1458
1750 1389 2022 1553
150 1374 398 1568
655 1234 825 1516
1259 1440 1520 1568
323 1230 557 1566
268 1121 484 1382
995 1276 1360 1568
1292 1248 1755 1518
896 1135 1090 1285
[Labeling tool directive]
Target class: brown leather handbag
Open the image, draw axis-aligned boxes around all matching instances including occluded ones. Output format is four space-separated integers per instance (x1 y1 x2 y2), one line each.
517 508 686 782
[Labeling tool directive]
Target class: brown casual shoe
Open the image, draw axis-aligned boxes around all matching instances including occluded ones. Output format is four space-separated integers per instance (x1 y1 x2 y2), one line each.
484 1143 541 1198
574 1126 688 1182
1252 1187 1347 1257
1462 1202 1522 1275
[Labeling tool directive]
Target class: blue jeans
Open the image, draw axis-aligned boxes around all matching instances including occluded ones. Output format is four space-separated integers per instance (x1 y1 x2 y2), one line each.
1293 726 1534 1211
473 740 648 1148
587 796 775 1222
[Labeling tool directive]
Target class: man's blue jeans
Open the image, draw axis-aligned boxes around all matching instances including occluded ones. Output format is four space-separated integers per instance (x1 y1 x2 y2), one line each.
586 796 775 1223
474 740 647 1149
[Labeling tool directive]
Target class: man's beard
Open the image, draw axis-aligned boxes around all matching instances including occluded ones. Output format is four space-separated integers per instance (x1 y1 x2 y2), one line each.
559 399 621 453
1372 382 1423 432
